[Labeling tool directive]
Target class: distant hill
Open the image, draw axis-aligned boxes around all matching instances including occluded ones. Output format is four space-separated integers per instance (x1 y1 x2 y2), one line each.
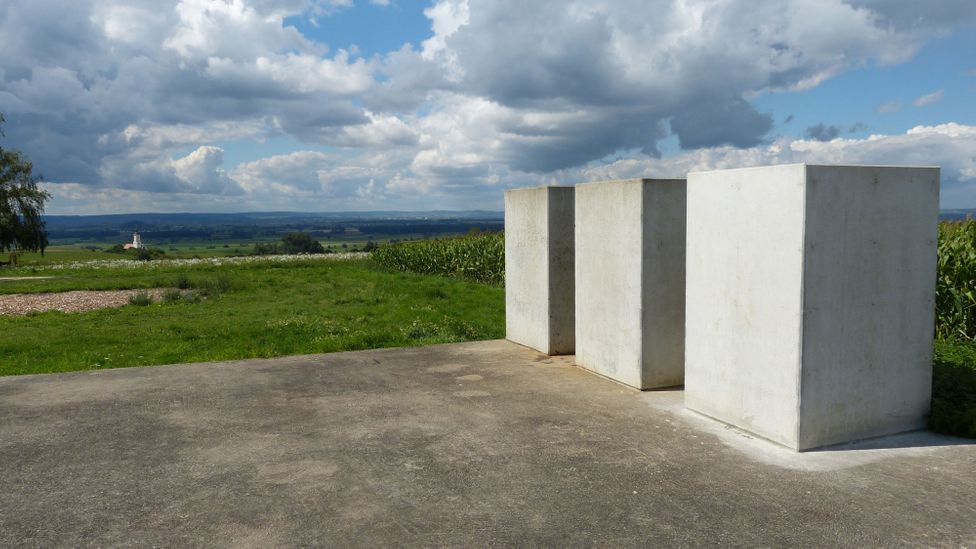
940 209 976 221
41 211 505 243
43 210 503 230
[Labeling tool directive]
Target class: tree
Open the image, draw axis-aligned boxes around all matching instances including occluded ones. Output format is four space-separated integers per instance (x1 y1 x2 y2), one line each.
280 232 325 254
134 247 165 261
251 242 279 256
1 114 50 259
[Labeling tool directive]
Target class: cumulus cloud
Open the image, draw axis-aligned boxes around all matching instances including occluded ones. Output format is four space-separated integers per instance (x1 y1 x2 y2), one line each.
97 145 244 195
2 0 976 213
567 123 976 208
0 0 375 194
385 0 974 172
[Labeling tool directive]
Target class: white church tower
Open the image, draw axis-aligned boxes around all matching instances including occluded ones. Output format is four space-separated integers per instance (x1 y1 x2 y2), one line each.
131 231 143 249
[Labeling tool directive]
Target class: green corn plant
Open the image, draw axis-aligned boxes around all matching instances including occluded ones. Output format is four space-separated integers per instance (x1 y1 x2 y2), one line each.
371 232 504 285
936 220 976 340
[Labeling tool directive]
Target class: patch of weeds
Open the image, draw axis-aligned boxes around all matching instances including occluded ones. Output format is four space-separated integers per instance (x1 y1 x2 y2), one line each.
319 319 350 337
443 316 481 339
266 315 316 332
401 318 440 341
424 287 450 300
174 273 191 289
200 274 233 296
181 291 202 304
128 292 152 306
161 289 183 303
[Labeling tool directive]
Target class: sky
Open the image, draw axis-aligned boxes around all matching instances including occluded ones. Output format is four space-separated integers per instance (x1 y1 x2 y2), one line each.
0 0 974 214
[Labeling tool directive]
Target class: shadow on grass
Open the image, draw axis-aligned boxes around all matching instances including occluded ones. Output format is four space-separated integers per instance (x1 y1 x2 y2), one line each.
930 342 976 439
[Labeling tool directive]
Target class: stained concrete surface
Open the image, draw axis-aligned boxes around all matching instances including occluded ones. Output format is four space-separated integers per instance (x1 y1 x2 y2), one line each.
0 340 973 547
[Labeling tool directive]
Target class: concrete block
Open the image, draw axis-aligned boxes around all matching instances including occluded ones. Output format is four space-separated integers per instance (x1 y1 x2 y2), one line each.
575 179 686 389
505 186 575 355
685 164 939 450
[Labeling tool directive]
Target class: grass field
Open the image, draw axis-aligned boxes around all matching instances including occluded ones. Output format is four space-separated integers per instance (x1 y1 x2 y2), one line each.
0 256 504 376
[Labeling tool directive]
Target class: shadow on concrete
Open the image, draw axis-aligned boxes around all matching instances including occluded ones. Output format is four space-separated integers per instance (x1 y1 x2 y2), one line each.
807 429 975 453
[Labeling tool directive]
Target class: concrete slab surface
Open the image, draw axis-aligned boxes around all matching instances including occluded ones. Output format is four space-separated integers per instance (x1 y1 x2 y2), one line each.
1 340 974 547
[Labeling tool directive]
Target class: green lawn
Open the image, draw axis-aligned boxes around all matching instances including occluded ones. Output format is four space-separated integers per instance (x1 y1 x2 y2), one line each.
3 246 112 266
0 257 504 376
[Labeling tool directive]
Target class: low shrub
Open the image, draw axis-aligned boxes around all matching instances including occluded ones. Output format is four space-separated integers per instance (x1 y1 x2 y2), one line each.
136 248 166 261
174 273 191 289
206 274 232 295
128 292 152 306
251 242 279 256
161 289 182 303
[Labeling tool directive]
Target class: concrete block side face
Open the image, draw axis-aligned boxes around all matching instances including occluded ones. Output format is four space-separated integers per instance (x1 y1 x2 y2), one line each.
684 164 807 448
546 187 575 355
505 188 551 353
797 166 939 449
575 180 644 388
640 180 687 388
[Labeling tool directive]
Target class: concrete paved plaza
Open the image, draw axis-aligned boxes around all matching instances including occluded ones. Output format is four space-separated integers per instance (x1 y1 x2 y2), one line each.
1 340 974 546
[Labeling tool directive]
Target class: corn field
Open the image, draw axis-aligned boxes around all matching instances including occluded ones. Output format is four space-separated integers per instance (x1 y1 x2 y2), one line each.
372 222 976 340
371 232 504 285
936 220 976 340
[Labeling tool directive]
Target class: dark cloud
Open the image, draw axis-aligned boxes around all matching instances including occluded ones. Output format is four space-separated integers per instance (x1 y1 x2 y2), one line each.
805 123 842 141
449 2 623 107
671 98 773 149
500 109 668 172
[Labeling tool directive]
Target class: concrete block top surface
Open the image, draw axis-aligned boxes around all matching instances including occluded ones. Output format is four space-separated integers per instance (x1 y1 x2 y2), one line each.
574 177 685 188
504 185 575 197
688 163 939 177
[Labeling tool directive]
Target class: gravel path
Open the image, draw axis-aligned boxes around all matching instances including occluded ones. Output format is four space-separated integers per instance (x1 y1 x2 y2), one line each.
0 288 171 315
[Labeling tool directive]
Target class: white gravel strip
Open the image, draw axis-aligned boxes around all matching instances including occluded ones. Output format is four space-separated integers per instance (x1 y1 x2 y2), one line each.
33 252 369 271
0 289 172 315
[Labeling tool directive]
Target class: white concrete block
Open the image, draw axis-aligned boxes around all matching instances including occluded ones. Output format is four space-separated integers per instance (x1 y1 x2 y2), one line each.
505 186 575 355
685 164 939 450
575 179 686 389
